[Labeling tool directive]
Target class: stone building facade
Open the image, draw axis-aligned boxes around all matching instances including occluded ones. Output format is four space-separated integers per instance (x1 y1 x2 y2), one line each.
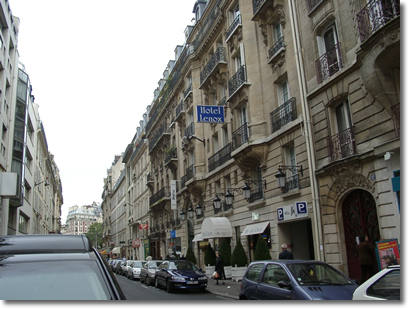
102 0 400 281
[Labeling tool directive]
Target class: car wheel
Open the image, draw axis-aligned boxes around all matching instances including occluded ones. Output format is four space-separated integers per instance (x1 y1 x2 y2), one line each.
166 280 173 293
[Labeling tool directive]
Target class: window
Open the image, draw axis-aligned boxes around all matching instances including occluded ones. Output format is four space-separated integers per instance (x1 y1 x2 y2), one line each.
245 263 265 282
334 100 352 134
213 133 219 153
316 24 342 82
366 269 400 300
18 212 29 234
262 264 290 287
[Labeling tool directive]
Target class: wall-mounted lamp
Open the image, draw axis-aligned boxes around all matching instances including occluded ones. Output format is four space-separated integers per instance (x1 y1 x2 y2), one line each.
195 204 203 217
213 195 222 210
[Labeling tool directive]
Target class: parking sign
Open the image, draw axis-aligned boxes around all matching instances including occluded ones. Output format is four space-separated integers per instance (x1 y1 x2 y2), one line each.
277 208 284 221
296 202 307 214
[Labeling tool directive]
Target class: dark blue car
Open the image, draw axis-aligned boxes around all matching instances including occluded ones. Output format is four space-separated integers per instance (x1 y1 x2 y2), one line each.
154 260 208 293
240 260 358 300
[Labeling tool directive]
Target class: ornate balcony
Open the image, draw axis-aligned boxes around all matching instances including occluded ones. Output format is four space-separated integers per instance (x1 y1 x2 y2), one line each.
208 143 232 172
328 127 356 161
228 65 247 99
149 187 170 206
164 146 178 170
281 174 300 193
270 97 297 133
315 42 343 84
232 122 249 151
184 122 195 138
183 83 192 101
249 182 264 203
226 14 242 42
306 0 325 13
148 122 170 153
357 0 400 43
252 0 269 17
200 47 227 88
268 36 285 63
185 165 195 182
175 100 185 122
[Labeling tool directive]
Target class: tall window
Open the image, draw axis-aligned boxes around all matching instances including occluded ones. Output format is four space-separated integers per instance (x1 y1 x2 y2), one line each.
316 24 342 82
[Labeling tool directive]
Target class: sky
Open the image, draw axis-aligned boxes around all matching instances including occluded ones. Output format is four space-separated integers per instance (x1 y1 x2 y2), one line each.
10 0 196 223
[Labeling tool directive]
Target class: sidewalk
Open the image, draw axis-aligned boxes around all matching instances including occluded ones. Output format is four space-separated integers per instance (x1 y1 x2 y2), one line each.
206 278 241 300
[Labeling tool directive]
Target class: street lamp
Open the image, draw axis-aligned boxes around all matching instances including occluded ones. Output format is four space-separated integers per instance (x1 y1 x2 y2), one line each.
242 183 251 201
187 206 194 219
213 195 222 210
195 204 203 217
225 191 234 207
180 210 186 221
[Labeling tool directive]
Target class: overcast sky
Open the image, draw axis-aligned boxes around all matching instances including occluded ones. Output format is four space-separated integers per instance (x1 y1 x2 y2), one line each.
10 0 196 223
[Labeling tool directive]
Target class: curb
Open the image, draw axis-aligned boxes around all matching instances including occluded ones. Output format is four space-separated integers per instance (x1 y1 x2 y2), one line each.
206 288 239 300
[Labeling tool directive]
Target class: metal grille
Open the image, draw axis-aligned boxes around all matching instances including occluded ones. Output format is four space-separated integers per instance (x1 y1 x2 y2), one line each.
270 97 297 133
226 14 242 41
232 122 249 151
200 47 226 85
328 127 356 161
228 65 247 97
357 0 400 42
268 36 285 60
315 42 343 83
208 143 232 172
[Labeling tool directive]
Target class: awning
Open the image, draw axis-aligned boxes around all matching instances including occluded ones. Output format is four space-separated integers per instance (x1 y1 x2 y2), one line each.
111 247 121 254
241 221 270 236
201 217 232 239
192 234 204 242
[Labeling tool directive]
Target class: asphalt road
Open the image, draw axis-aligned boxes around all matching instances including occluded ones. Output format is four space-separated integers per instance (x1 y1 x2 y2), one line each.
115 274 232 301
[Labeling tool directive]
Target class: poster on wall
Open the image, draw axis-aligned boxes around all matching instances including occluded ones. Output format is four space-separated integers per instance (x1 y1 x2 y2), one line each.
375 239 400 270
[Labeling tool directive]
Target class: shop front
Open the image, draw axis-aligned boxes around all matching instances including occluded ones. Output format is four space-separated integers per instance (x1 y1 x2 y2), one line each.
241 221 271 262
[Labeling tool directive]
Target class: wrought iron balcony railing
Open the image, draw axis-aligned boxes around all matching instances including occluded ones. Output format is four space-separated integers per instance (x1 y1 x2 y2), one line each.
165 147 177 164
268 36 285 61
306 0 324 12
281 174 300 193
183 83 192 100
208 143 232 172
232 122 249 151
315 42 343 84
249 182 264 203
175 100 185 119
226 14 242 41
149 187 170 206
185 165 195 182
253 0 269 16
200 47 227 86
149 122 170 152
228 65 247 98
271 97 297 133
218 96 227 106
356 0 400 43
328 127 356 161
184 122 195 138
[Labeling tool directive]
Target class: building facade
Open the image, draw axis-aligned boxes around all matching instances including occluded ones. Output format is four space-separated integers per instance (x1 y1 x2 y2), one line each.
102 0 400 282
64 202 102 235
0 1 63 236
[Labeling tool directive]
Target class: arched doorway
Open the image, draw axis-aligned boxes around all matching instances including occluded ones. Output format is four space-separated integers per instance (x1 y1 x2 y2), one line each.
342 189 380 281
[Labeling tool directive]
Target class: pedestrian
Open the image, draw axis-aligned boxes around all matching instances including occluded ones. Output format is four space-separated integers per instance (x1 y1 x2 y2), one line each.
358 235 375 284
278 243 294 259
215 251 226 285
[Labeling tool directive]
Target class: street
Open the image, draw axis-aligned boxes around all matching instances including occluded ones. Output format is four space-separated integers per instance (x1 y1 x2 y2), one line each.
115 274 232 301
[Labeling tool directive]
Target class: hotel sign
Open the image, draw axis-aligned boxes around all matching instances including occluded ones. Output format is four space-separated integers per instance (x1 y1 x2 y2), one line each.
196 105 224 123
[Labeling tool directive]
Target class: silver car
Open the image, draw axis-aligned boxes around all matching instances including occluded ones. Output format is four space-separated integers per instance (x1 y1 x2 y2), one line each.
127 260 146 280
140 260 162 286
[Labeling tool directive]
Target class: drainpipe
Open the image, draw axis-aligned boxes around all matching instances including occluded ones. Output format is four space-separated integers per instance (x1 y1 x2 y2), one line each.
289 0 324 261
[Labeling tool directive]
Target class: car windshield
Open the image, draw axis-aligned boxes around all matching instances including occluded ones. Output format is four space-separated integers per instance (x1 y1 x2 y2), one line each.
168 261 198 271
0 260 112 300
134 262 143 268
288 263 353 286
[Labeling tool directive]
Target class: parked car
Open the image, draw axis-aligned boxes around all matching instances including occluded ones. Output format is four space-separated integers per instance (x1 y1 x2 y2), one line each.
239 260 357 300
115 260 126 274
154 260 208 293
120 260 130 275
127 260 146 280
0 235 126 300
140 260 162 286
111 259 122 273
352 265 400 300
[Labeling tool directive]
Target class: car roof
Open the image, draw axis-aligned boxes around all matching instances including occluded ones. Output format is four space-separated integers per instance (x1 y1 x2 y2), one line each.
248 260 327 266
0 234 92 255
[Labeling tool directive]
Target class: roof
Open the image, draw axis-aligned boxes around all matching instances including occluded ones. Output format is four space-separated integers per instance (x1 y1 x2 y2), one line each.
0 235 91 255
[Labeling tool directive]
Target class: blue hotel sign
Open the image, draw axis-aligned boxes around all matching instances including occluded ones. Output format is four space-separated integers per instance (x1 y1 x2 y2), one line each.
197 105 224 124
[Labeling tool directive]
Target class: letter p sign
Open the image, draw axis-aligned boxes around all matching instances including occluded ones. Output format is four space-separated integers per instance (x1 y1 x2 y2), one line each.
277 208 284 221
